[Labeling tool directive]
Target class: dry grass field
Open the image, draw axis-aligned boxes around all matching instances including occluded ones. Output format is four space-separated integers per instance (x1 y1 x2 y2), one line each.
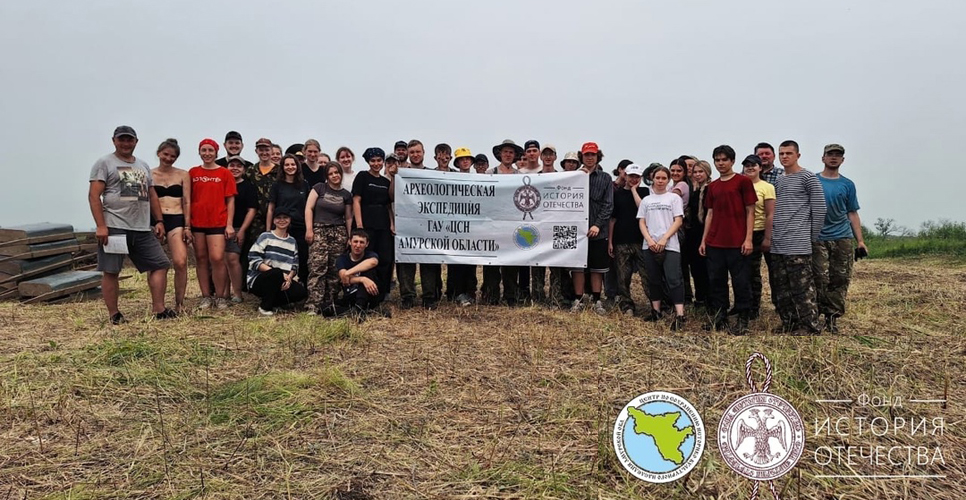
0 258 963 499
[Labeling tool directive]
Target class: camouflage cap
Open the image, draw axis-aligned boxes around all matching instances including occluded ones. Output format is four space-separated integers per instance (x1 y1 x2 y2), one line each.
823 143 845 154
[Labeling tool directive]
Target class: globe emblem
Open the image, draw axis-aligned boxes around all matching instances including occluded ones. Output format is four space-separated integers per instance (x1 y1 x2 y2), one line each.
513 176 541 220
613 391 705 483
513 225 540 250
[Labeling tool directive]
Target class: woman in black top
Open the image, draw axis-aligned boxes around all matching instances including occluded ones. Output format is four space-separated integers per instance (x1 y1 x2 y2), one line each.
685 160 712 308
268 154 310 284
352 148 394 298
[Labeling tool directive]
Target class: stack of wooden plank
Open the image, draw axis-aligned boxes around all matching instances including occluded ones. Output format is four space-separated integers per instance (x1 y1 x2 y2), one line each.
0 223 100 302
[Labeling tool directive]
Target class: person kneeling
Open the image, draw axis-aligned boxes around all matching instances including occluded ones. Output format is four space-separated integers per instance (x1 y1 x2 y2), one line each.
247 209 307 316
326 229 385 319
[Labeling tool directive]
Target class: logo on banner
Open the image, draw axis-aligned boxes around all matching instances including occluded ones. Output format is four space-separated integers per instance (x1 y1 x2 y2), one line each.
613 391 705 483
718 353 804 498
513 176 541 220
513 225 540 250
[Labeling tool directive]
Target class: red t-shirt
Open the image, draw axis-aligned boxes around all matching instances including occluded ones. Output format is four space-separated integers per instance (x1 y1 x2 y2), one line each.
190 166 237 228
704 173 757 248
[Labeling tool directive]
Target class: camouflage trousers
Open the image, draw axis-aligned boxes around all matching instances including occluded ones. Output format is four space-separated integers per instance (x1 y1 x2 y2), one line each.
305 224 348 310
771 253 821 331
613 243 649 310
811 239 854 318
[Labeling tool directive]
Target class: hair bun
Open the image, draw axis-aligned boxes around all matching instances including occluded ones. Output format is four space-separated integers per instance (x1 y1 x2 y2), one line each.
166 138 179 145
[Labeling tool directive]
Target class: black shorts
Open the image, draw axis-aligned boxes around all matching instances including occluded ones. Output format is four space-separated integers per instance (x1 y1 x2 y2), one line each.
193 226 226 236
587 238 610 273
162 213 185 234
97 228 171 274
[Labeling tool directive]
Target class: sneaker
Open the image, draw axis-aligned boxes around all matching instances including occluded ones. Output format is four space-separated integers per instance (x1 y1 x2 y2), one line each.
400 298 415 310
730 316 750 336
231 295 244 304
258 307 275 316
215 297 230 310
670 316 687 331
155 308 178 320
570 298 585 313
456 293 473 307
592 300 607 315
197 297 213 310
645 309 662 322
824 315 840 334
110 312 126 325
423 300 439 310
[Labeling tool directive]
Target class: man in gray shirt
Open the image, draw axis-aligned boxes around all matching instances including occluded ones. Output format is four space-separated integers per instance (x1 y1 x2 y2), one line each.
88 126 174 324
770 140 826 334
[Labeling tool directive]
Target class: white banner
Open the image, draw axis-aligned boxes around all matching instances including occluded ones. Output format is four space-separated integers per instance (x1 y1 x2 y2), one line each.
394 169 589 266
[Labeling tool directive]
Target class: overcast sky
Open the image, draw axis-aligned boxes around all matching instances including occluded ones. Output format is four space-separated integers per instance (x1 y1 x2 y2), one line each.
1 0 962 232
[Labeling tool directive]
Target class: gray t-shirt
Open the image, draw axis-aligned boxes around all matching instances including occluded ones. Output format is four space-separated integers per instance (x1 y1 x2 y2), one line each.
311 184 352 226
89 153 153 231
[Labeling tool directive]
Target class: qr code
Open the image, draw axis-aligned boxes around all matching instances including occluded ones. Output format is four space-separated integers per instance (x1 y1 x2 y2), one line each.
553 225 578 249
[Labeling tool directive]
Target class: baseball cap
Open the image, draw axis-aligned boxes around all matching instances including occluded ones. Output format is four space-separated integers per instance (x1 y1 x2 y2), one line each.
273 207 294 219
385 154 400 164
255 137 272 148
625 164 644 176
562 151 580 163
541 144 557 154
824 143 845 154
225 131 243 142
742 154 762 166
524 139 540 151
473 153 489 164
394 140 408 150
225 155 245 165
581 142 599 154
113 125 137 139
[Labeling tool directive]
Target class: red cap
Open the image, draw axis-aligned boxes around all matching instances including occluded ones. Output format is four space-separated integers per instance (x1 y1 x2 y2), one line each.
581 142 599 154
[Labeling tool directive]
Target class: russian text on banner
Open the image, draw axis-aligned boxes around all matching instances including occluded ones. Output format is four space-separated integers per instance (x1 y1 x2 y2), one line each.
394 169 589 266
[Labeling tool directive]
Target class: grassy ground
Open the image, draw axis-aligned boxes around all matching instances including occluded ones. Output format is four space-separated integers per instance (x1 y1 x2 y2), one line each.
0 258 963 499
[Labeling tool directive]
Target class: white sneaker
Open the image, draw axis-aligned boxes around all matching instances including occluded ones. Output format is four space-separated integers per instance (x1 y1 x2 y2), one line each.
230 296 244 304
593 300 607 316
456 293 473 307
570 298 585 313
215 297 230 310
258 307 275 316
197 297 213 310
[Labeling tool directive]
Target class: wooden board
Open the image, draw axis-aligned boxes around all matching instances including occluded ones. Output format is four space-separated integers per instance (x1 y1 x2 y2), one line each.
19 270 102 298
0 253 72 275
0 223 75 245
0 239 80 259
21 275 128 304
0 265 72 285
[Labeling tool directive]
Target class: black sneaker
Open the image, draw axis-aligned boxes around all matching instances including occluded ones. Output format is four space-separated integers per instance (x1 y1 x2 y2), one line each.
702 318 730 331
423 300 439 310
670 316 687 331
825 315 840 334
730 316 750 336
645 309 662 322
400 298 415 310
155 308 178 320
110 312 126 325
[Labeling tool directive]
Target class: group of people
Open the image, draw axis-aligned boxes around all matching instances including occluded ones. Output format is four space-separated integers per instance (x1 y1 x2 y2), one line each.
88 127 867 334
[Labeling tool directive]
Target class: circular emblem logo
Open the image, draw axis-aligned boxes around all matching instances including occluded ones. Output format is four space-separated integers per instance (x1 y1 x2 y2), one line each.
717 392 805 481
613 391 705 483
513 225 540 250
513 176 541 220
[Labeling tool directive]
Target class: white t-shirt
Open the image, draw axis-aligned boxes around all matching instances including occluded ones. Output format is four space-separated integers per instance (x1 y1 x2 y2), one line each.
636 191 684 253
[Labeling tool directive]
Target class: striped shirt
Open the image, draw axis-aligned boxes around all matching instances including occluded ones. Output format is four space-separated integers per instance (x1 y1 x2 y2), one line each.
771 169 826 255
246 230 299 287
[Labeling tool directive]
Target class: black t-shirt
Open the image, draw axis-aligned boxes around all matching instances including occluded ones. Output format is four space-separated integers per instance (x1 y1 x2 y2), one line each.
351 172 391 230
611 186 649 245
303 164 327 192
232 180 259 229
269 180 309 226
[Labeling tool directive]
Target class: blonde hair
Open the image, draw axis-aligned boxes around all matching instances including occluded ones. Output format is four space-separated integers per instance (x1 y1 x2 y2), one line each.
694 160 712 185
